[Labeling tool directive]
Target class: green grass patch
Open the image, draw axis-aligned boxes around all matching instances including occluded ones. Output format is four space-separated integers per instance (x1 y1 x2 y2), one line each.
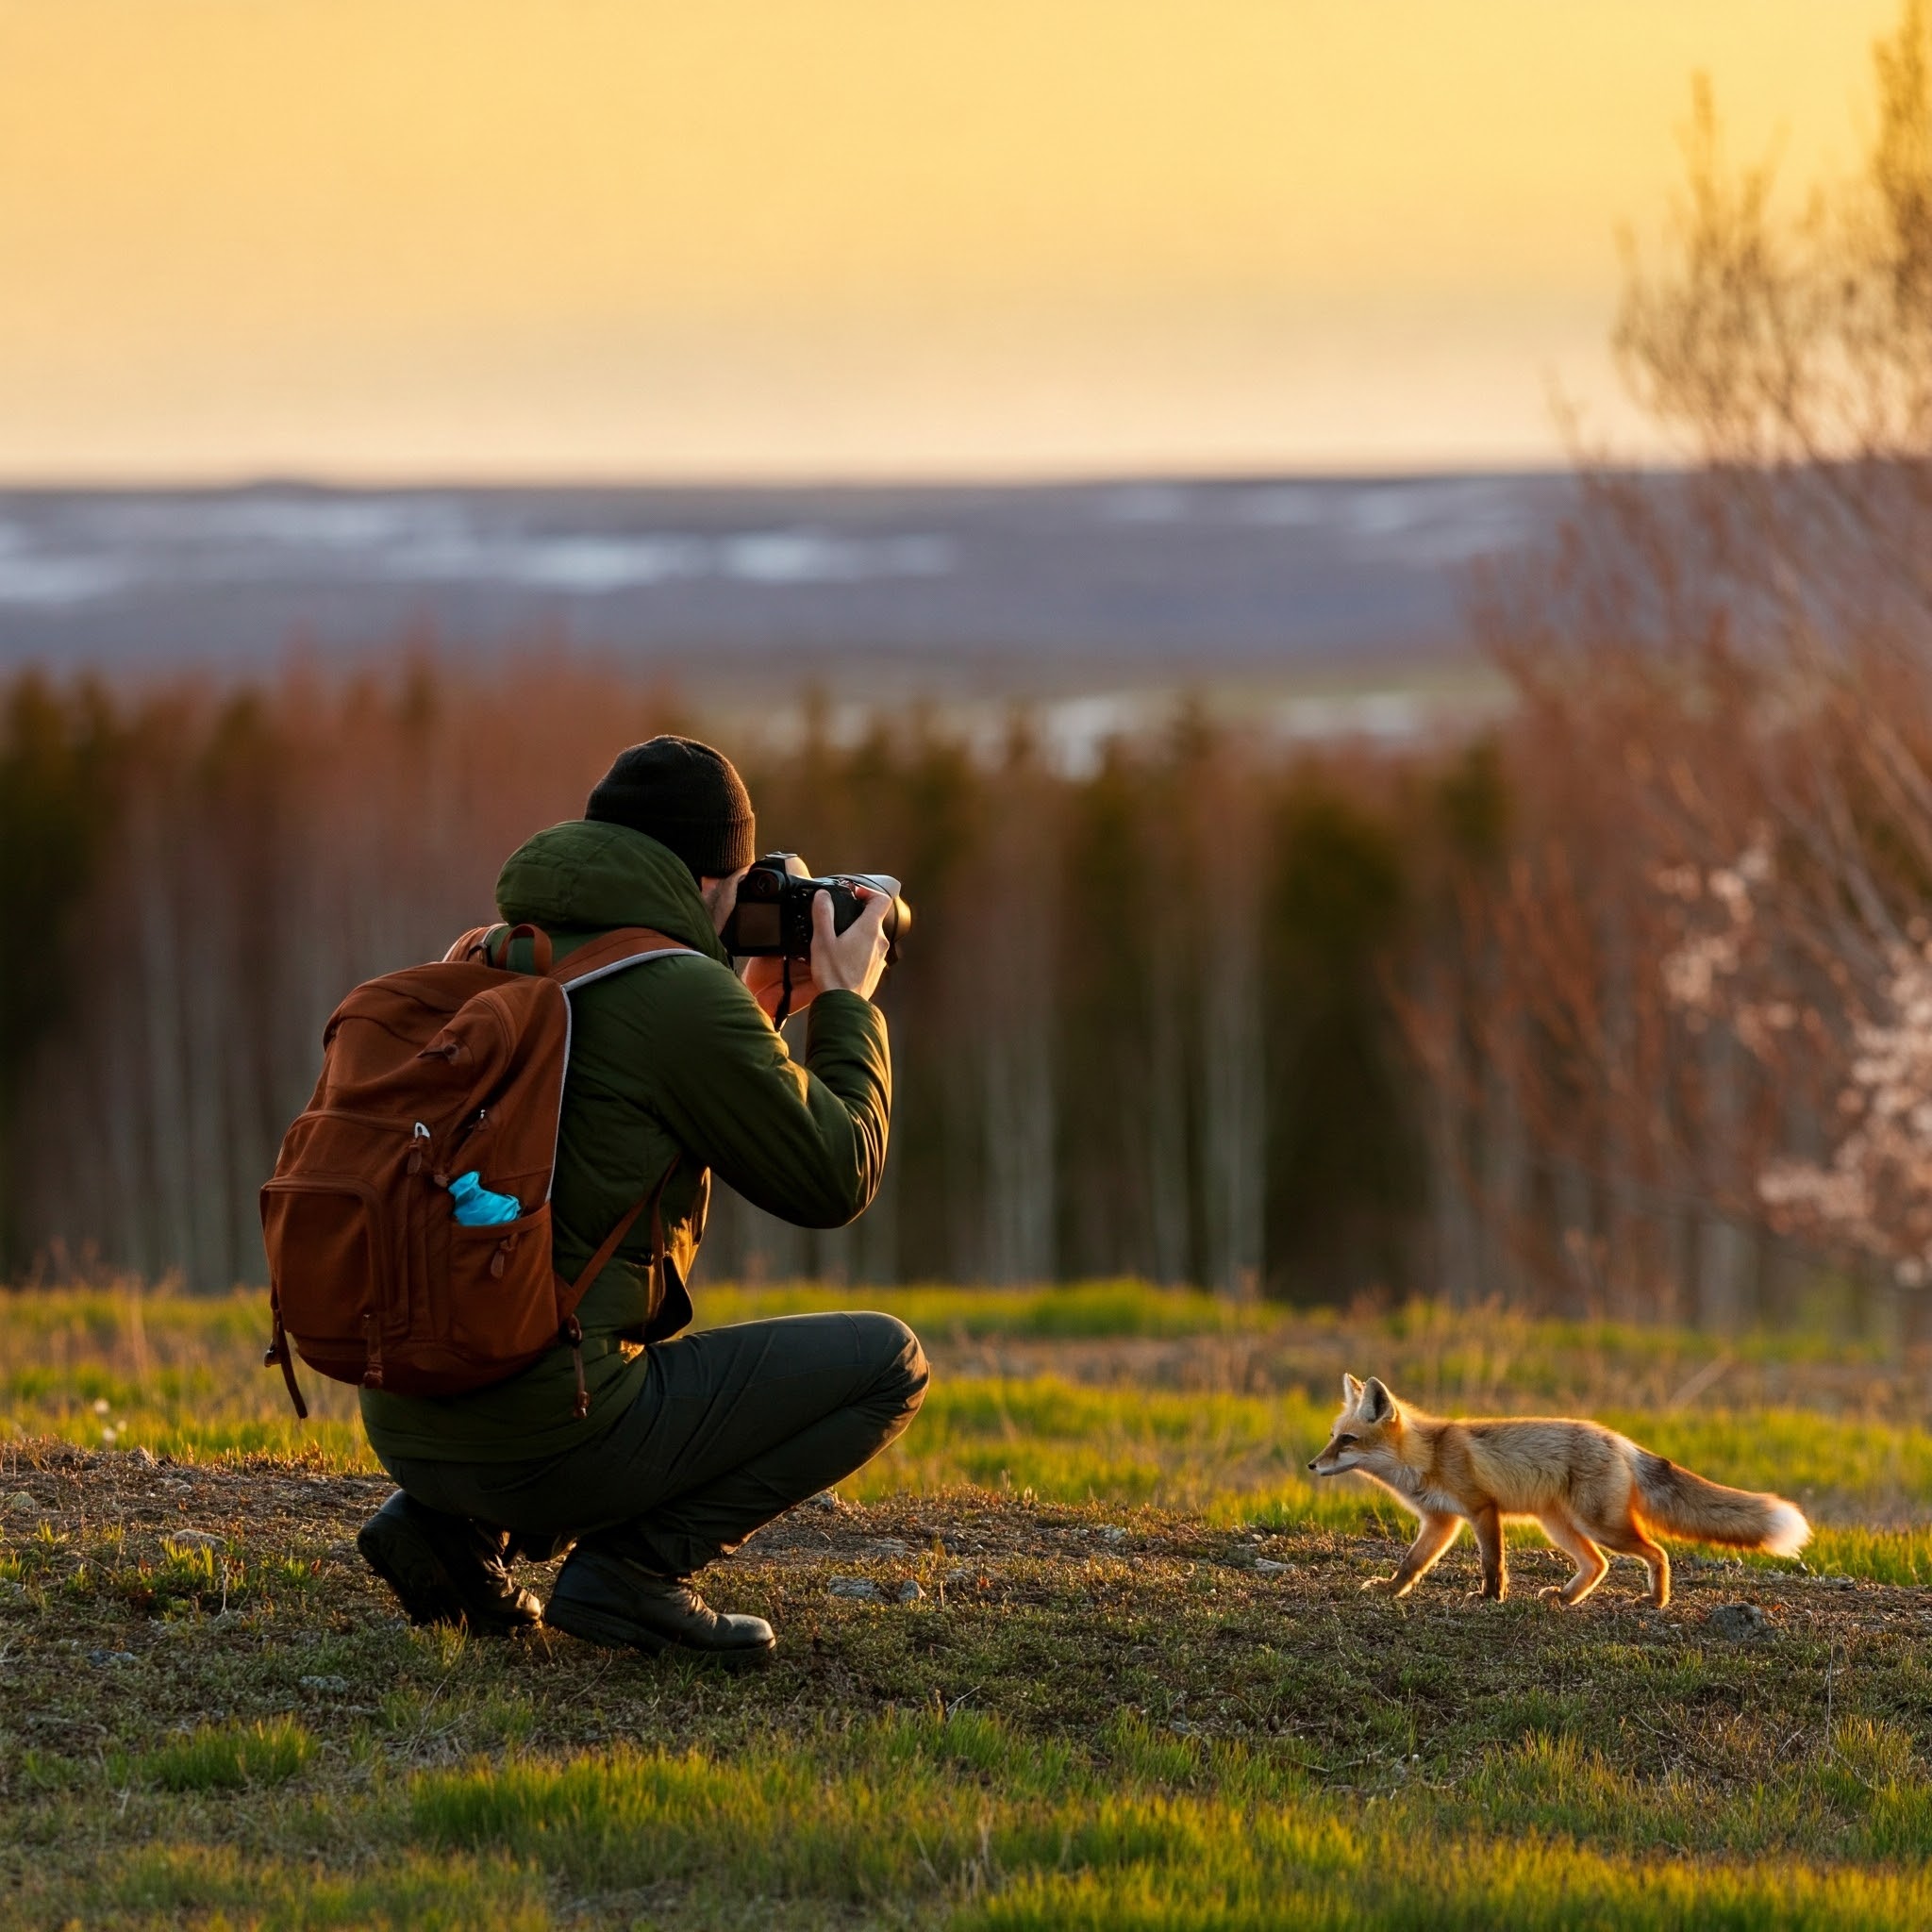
1807 1524 1932 1586
401 1709 1932 1929
138 1715 315 1791
698 1278 1262 1339
105 1844 553 1930
4 1278 1904 1479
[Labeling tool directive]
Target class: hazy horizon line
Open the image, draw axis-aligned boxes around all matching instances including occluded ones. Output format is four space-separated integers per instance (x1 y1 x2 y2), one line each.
0 459 1619 496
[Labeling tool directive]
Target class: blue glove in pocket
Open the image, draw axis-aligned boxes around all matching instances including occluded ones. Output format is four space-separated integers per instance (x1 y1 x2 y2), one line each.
449 1172 523 1226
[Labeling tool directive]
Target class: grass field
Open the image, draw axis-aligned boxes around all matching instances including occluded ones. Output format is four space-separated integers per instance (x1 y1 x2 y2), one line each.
5 1282 1932 1926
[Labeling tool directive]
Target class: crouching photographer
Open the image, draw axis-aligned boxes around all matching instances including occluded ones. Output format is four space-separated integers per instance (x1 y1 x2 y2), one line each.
353 735 925 1663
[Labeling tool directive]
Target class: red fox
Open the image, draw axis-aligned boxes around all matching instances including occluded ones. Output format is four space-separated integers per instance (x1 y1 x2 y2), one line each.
1308 1374 1810 1609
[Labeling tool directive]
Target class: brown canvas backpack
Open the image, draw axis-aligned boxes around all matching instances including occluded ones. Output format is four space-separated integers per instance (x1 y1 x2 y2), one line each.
259 922 691 1420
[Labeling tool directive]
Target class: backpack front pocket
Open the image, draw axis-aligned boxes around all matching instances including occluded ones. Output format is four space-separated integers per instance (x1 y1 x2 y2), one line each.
260 1175 392 1384
443 1206 560 1372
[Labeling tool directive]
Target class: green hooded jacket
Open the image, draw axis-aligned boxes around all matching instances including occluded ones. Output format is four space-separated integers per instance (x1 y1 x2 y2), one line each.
358 819 891 1465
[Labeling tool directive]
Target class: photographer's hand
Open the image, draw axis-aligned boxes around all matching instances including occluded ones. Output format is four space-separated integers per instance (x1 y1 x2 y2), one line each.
811 886 891 1002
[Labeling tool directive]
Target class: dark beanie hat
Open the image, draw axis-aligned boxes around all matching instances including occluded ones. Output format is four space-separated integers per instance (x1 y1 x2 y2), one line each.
585 736 756 878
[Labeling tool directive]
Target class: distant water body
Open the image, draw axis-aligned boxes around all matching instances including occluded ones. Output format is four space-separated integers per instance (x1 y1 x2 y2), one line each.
0 475 1571 697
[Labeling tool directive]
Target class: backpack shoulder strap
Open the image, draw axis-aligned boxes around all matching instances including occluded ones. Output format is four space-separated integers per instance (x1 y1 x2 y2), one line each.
547 925 695 991
558 1155 678 1322
440 923 692 984
443 922 554 972
443 924 497 964
556 1154 681 1418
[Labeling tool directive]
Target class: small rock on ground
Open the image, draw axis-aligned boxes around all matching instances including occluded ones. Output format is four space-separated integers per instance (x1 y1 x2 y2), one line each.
1707 1601 1770 1641
828 1576 882 1601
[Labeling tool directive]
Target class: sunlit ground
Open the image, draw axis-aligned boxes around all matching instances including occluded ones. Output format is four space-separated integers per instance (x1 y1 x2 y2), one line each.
7 1281 1932 1582
7 1283 1932 1927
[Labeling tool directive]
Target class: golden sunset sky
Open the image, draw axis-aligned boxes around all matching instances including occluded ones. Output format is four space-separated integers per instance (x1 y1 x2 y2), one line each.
0 0 1903 480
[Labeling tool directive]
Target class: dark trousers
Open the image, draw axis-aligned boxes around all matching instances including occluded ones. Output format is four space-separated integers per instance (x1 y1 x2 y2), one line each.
381 1312 928 1578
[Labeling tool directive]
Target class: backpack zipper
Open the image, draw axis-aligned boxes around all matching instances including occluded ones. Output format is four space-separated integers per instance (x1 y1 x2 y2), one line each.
444 1107 488 1170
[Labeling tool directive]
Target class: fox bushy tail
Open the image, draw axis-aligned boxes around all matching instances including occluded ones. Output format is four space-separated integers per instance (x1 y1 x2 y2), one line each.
1630 1451 1810 1557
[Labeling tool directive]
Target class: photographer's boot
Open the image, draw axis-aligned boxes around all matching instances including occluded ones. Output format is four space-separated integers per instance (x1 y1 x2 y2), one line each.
544 1546 775 1666
357 1491 541 1635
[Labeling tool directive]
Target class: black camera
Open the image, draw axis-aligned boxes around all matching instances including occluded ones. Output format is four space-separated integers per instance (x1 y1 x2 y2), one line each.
721 853 910 964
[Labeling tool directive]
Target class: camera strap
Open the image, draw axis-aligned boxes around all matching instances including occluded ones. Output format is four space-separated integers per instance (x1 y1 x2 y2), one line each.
772 956 795 1028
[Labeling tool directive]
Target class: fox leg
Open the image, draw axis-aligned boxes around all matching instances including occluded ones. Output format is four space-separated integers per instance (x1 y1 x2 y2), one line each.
1595 1521 1671 1609
1363 1510 1462 1599
1472 1504 1507 1601
1536 1508 1609 1607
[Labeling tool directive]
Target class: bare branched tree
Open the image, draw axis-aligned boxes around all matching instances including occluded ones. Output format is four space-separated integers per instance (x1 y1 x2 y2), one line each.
1477 0 1932 1316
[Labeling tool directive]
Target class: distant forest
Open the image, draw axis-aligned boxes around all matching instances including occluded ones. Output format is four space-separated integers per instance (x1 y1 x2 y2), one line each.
0 651 1861 1332
0 662 1442 1302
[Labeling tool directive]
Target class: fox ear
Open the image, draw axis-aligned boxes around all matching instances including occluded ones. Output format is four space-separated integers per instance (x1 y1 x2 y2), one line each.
1341 1373 1364 1407
1360 1377 1392 1422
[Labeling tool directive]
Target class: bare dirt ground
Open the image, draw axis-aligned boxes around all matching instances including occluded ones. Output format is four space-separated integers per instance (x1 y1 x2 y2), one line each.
2 1441 1922 1721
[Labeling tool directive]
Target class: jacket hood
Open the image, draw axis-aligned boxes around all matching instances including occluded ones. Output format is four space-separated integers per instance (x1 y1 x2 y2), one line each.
495 820 731 963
